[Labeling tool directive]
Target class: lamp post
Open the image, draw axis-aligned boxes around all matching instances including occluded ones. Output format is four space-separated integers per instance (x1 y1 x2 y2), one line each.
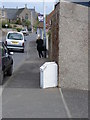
43 0 46 58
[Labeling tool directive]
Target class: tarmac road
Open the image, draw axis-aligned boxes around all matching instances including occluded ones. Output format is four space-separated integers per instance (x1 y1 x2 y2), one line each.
2 32 37 84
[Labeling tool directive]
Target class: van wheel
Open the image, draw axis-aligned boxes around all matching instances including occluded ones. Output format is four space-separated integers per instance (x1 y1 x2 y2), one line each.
7 66 13 76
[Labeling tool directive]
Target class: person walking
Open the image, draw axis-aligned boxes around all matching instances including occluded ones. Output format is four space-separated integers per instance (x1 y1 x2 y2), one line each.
36 34 43 58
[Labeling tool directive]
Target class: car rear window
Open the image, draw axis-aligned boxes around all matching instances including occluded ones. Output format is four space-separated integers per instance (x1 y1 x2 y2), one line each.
7 33 23 40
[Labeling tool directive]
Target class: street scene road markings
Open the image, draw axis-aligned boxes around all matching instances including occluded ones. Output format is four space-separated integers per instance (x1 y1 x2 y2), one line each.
59 88 72 119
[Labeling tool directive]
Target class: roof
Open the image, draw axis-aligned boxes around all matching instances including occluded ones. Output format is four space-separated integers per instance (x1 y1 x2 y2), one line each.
3 7 38 20
16 8 24 15
4 8 29 20
73 2 89 7
13 8 25 19
54 1 89 7
55 2 60 9
4 8 18 20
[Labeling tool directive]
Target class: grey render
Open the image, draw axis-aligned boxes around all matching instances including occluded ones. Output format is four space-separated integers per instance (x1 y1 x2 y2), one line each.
58 2 88 90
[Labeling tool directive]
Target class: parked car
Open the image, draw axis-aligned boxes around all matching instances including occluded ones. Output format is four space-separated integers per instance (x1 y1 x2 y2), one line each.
20 28 29 36
0 41 13 85
28 28 32 33
5 31 25 53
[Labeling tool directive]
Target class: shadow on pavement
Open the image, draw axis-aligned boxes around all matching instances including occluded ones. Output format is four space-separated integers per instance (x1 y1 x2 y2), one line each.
5 62 41 88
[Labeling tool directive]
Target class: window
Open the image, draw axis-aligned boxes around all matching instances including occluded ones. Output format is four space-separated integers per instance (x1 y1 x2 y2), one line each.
25 13 28 20
7 33 23 40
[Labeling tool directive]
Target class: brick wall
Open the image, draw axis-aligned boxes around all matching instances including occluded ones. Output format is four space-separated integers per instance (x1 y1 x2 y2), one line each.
50 3 60 64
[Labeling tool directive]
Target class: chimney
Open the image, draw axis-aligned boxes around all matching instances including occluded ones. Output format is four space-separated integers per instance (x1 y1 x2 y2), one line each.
3 6 4 9
34 6 35 10
16 6 18 10
25 4 27 9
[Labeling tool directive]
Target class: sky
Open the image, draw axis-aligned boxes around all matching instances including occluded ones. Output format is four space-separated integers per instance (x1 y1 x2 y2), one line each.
1 0 58 14
1 0 89 14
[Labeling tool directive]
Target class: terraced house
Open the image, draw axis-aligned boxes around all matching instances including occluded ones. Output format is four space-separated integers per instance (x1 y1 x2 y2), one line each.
2 4 38 31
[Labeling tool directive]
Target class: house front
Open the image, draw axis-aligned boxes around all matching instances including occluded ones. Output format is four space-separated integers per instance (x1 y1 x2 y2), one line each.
3 5 38 31
14 8 31 22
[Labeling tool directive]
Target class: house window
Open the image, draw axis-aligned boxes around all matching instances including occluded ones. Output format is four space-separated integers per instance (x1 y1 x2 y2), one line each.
25 13 28 20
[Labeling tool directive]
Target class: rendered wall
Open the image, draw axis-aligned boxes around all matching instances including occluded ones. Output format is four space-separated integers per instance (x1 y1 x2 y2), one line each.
59 2 88 90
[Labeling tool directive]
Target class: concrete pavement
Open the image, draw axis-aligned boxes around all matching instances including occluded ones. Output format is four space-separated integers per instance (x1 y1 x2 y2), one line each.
2 33 88 118
2 38 68 118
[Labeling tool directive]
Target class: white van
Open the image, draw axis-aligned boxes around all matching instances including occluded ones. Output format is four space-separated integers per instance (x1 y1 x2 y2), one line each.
5 31 25 53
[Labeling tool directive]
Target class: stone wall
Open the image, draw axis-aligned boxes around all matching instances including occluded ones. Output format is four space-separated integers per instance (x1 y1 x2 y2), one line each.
19 8 31 22
59 2 88 90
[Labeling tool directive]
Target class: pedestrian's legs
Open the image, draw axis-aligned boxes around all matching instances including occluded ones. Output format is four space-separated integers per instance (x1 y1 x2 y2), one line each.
38 51 41 58
39 50 43 58
41 51 43 57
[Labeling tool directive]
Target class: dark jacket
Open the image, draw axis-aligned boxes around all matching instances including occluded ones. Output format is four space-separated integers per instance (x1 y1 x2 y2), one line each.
36 39 43 51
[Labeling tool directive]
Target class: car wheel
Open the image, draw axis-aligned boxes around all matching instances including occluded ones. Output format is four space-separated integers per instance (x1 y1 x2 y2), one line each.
22 49 24 53
7 65 13 76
